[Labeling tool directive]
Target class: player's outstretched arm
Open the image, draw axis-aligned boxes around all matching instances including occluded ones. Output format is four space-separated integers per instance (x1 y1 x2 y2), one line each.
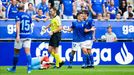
84 26 96 33
42 24 51 32
63 27 73 32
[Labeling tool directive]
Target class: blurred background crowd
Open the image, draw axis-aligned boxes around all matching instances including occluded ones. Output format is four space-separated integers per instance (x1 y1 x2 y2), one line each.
0 0 133 20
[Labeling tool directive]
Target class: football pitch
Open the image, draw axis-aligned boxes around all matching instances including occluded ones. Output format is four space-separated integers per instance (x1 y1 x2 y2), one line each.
0 65 134 75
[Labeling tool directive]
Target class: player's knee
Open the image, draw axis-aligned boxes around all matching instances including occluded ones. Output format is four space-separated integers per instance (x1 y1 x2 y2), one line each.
14 48 20 54
72 51 76 55
25 49 30 54
87 49 91 53
83 51 88 54
82 48 88 54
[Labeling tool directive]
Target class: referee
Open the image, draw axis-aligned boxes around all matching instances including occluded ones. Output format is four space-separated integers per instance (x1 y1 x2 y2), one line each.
43 7 64 68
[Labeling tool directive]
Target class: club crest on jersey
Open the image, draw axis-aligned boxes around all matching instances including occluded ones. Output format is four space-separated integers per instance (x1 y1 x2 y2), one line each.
69 1 72 3
82 24 84 27
86 22 88 25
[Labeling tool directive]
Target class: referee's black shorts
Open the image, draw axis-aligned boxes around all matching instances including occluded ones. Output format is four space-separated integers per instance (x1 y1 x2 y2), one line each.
49 32 61 47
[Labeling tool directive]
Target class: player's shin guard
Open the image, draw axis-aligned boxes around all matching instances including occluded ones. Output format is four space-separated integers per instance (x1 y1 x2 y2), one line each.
13 54 19 69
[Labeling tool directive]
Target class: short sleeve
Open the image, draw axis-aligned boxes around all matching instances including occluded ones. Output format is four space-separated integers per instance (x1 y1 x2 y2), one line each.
90 0 93 4
42 15 47 18
113 33 117 38
71 22 75 29
91 19 95 26
30 17 32 24
15 14 20 22
56 16 61 26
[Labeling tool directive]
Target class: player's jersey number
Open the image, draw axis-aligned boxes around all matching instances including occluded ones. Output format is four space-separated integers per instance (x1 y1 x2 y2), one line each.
21 20 30 31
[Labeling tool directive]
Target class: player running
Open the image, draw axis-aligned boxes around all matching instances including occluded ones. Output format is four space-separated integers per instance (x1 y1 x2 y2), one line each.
7 4 32 73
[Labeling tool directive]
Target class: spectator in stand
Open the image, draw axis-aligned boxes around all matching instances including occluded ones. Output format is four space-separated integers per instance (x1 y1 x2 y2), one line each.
1 0 10 7
105 0 120 7
73 0 89 19
26 3 36 17
0 0 4 19
115 13 121 21
61 0 74 19
89 0 106 19
119 0 127 16
16 0 21 4
104 0 110 7
33 9 49 22
0 9 4 19
127 0 134 9
6 0 18 19
48 0 62 16
101 25 117 42
105 13 110 20
28 0 35 5
114 0 120 7
72 0 78 19
36 0 49 17
97 13 103 20
21 0 29 11
106 0 121 19
35 0 41 6
80 0 89 11
17 0 35 11
127 12 134 20
123 6 134 19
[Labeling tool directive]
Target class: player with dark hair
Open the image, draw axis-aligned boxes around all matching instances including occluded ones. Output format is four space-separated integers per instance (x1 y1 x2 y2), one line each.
82 10 96 68
64 11 86 68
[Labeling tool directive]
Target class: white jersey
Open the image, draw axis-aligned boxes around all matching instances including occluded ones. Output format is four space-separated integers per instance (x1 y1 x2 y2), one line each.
105 32 117 42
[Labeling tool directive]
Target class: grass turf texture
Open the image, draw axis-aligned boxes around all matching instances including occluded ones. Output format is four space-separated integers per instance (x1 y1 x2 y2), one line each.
0 65 134 75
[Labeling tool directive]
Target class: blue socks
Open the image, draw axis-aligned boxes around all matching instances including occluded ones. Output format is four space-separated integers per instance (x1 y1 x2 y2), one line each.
13 54 19 69
88 54 94 66
82 53 94 66
26 54 32 68
69 52 74 65
90 54 94 65
83 54 88 66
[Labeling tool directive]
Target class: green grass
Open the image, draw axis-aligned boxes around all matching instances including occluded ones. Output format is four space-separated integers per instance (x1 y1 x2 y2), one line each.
0 65 134 75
